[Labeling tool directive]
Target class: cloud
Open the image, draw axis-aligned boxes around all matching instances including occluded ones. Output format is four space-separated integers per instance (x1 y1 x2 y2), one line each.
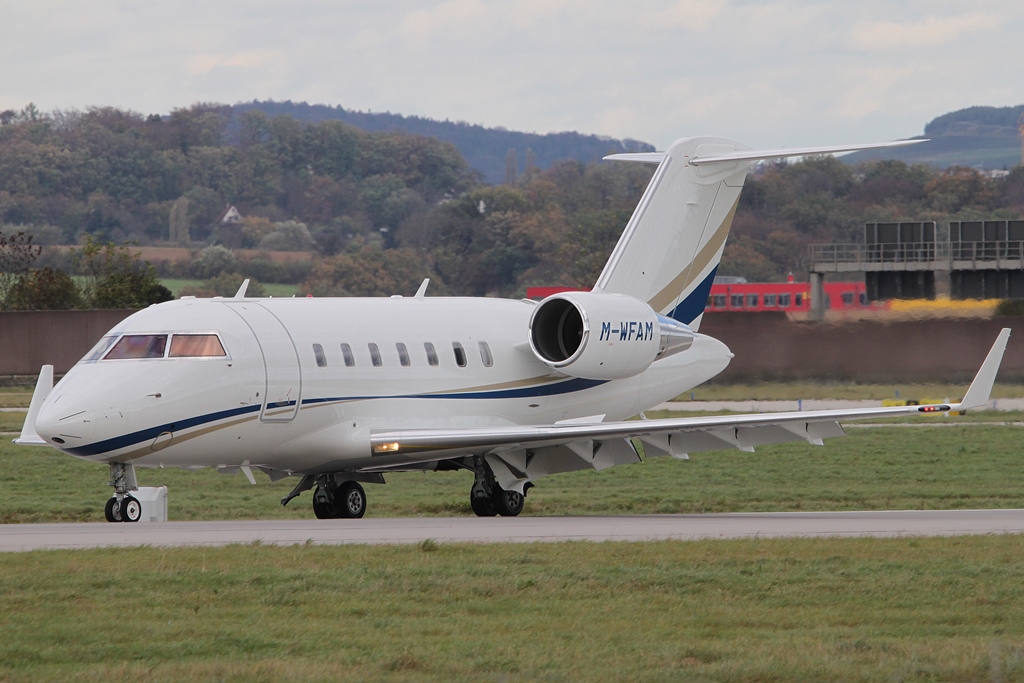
185 50 281 76
851 13 998 50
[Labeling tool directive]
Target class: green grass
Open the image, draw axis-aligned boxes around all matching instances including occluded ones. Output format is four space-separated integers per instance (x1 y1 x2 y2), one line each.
0 411 26 432
160 278 299 298
2 536 1024 681
0 393 31 408
5 423 1024 523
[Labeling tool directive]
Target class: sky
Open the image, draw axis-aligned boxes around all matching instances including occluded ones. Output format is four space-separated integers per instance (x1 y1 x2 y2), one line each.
2 1 1022 150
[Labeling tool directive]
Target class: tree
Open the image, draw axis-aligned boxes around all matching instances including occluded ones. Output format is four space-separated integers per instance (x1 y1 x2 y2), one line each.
0 227 42 309
505 148 518 185
5 267 81 310
169 196 190 243
259 220 315 252
302 243 437 297
71 235 172 308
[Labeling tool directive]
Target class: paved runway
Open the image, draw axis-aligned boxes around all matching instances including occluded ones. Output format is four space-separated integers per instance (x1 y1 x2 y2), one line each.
2 509 1022 552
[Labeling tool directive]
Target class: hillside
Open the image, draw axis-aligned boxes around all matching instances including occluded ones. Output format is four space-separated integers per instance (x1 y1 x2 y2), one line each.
231 101 654 184
842 105 1024 169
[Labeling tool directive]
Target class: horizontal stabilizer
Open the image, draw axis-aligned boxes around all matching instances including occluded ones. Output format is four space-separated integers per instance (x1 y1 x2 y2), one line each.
691 139 925 166
602 152 667 164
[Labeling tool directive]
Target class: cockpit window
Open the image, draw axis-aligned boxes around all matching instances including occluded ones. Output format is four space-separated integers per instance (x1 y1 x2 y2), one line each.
169 334 227 358
105 335 168 360
83 335 118 362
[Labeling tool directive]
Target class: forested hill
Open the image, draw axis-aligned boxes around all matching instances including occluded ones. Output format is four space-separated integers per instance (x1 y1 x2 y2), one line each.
842 105 1024 169
231 101 654 184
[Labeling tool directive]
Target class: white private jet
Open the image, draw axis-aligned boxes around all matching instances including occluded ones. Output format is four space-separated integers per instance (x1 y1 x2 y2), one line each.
15 136 1010 523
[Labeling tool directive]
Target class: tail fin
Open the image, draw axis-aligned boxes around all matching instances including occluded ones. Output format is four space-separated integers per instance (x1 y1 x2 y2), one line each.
595 137 924 331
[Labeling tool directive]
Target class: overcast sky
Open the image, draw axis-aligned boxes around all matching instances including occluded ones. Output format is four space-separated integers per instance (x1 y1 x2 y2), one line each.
2 1 1021 150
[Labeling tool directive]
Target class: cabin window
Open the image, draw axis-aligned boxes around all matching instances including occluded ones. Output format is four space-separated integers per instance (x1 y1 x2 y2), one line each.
341 343 355 367
169 334 227 358
83 335 118 361
746 294 758 308
312 343 327 367
795 293 803 307
396 342 411 367
452 342 467 367
104 334 168 360
712 295 726 308
368 343 382 367
730 294 743 308
779 294 791 307
424 342 439 366
841 292 854 305
479 341 493 367
859 293 868 305
764 294 777 307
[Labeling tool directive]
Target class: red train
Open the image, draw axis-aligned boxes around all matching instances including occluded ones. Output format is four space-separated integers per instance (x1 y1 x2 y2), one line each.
526 279 878 313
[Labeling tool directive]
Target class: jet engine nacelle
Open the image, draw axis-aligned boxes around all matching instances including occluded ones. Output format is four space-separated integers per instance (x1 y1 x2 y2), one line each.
528 291 694 380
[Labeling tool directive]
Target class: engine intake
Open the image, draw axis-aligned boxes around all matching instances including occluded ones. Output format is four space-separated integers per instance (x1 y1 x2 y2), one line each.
529 292 693 380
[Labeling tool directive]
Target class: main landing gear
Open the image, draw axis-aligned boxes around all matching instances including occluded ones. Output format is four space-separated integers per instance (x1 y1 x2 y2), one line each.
281 474 367 519
104 462 142 523
469 456 527 517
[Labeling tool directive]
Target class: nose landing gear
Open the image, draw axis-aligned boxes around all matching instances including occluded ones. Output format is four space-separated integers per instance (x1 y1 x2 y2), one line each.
104 462 141 523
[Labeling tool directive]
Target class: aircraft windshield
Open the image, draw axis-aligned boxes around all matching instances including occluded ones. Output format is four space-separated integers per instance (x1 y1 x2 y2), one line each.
169 334 226 358
82 335 118 361
104 335 168 359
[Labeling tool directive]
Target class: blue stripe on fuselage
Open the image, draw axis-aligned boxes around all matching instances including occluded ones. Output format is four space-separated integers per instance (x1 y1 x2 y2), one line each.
62 377 610 457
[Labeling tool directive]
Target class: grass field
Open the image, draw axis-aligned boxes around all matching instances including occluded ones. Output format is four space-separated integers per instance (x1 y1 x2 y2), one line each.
2 536 1024 681
160 278 299 298
4 422 1024 522
5 421 1024 680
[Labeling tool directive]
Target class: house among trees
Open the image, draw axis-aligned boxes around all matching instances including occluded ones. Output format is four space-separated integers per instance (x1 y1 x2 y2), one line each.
220 205 242 224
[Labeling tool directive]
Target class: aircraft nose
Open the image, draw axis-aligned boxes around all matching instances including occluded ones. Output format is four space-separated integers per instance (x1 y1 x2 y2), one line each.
35 391 97 447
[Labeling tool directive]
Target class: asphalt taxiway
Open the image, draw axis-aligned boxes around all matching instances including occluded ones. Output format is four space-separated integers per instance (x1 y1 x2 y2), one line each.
1 509 1022 552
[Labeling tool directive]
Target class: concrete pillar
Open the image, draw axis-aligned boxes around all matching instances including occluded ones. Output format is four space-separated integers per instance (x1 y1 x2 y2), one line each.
934 269 950 299
809 271 826 321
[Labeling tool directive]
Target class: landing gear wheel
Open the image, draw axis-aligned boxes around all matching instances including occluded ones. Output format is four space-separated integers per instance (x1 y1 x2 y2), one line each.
120 495 142 523
492 488 524 517
104 497 122 523
337 482 366 519
470 494 497 517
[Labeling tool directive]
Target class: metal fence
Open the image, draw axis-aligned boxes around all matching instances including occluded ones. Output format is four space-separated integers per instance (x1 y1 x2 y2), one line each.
809 242 1024 269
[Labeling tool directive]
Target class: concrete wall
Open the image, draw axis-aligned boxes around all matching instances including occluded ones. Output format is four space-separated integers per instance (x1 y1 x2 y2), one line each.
0 310 136 375
700 312 1024 383
2 308 1023 383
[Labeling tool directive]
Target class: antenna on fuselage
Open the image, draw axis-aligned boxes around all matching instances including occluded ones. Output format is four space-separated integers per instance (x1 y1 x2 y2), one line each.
233 279 250 298
414 278 430 298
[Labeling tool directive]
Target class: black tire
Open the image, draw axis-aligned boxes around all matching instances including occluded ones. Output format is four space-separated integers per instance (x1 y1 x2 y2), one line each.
120 495 142 523
492 488 525 517
470 493 497 517
312 492 337 519
104 497 122 523
337 482 366 519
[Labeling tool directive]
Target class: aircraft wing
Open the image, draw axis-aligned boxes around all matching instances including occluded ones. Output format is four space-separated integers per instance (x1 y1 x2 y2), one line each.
365 329 1010 489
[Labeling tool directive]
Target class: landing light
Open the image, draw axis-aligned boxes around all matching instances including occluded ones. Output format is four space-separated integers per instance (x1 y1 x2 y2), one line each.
374 442 400 453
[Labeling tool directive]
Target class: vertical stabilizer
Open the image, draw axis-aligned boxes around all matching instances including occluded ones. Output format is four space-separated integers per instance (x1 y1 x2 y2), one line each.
595 136 752 330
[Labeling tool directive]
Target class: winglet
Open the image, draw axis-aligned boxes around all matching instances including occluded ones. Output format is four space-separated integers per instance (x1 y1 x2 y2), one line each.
414 278 430 298
14 365 53 446
233 279 250 298
957 328 1010 410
